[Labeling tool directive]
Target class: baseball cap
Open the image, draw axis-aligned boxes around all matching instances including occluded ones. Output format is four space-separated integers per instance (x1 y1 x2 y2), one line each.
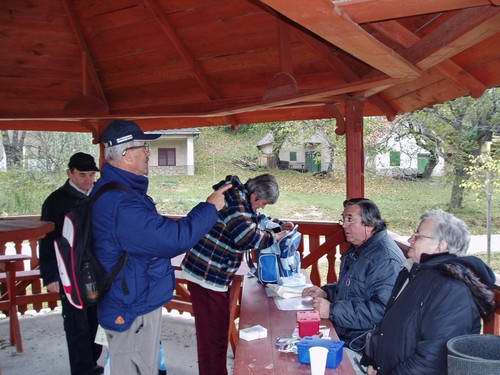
68 152 99 172
101 119 161 147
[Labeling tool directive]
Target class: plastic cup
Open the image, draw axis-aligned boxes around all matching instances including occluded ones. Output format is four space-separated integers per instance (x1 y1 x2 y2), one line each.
309 346 328 375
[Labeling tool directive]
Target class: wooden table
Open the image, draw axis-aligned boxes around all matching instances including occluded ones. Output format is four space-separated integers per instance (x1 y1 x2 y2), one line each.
0 216 54 246
0 254 31 352
234 276 356 374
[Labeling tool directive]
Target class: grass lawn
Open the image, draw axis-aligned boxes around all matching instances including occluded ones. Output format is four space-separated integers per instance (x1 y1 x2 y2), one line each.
148 171 498 236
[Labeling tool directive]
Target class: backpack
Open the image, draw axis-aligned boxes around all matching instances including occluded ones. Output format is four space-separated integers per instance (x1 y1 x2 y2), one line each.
246 216 303 285
53 182 128 309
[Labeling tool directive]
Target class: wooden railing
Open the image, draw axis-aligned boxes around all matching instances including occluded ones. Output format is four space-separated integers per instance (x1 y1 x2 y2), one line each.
0 216 58 314
0 216 499 337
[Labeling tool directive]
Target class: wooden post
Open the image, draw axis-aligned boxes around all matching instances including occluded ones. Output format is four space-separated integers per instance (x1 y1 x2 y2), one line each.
99 143 105 169
345 99 365 199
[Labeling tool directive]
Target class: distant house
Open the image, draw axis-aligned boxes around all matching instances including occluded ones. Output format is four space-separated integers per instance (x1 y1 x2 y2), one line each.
0 143 5 171
147 128 199 176
256 131 331 173
373 134 445 177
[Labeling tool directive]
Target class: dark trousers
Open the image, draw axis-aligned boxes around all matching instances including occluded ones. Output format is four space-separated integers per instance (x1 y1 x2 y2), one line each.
188 281 230 375
61 295 102 375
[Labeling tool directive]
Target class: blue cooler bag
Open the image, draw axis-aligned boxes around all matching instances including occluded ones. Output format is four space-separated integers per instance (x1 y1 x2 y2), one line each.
296 337 344 369
246 216 302 284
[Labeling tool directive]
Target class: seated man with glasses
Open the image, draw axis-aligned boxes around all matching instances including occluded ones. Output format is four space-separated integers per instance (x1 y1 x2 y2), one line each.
363 210 495 375
302 198 405 362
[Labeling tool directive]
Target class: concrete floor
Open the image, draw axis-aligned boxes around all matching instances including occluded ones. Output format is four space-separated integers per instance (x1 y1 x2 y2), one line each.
0 308 234 375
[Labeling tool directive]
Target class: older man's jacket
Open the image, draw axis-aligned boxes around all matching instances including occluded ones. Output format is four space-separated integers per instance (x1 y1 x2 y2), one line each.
322 230 405 349
92 163 218 331
367 253 495 375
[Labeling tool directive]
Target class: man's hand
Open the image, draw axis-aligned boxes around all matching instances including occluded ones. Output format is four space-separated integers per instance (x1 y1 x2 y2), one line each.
206 184 232 211
46 282 60 294
302 285 327 299
367 366 378 375
281 221 294 230
313 297 330 319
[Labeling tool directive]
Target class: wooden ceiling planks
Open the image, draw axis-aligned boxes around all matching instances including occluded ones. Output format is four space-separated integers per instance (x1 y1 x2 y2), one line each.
143 0 220 100
259 0 421 79
0 0 499 130
63 0 109 109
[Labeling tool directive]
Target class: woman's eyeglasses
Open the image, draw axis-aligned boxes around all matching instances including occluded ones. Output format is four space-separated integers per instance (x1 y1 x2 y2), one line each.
409 232 435 241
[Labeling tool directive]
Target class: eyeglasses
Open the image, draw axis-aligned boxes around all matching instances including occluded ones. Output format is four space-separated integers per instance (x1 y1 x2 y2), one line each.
122 142 150 156
410 232 435 241
338 216 360 226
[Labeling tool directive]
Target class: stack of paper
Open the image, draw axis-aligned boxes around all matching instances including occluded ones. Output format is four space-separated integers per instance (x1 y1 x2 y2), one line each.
239 325 268 341
267 283 312 299
274 297 314 311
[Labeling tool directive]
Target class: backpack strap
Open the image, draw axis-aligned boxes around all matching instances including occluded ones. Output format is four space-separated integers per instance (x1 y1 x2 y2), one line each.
90 182 130 293
91 181 129 204
245 250 258 277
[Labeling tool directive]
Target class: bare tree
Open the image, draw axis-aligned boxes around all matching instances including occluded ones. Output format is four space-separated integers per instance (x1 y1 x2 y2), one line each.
1 130 26 169
394 88 500 209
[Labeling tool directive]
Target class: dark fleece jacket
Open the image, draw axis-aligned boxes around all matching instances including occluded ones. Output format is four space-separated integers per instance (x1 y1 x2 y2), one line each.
365 253 496 375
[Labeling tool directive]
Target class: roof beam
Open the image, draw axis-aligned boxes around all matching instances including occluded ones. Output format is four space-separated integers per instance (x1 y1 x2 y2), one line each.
370 21 487 98
298 32 398 119
63 0 109 110
0 120 89 132
405 6 500 71
143 0 220 100
0 77 404 121
335 0 493 24
259 0 421 79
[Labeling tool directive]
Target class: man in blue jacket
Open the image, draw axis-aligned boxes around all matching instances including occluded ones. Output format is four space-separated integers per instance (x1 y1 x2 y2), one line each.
303 198 405 361
92 119 230 375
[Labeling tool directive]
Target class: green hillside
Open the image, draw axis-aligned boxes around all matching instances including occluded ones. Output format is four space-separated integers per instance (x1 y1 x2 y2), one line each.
148 126 499 235
0 125 497 235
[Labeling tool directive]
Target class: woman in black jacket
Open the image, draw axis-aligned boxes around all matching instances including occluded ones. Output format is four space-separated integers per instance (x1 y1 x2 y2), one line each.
364 209 496 375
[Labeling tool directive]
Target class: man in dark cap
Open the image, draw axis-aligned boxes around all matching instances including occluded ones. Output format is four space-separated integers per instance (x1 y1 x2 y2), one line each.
92 119 230 375
39 152 102 375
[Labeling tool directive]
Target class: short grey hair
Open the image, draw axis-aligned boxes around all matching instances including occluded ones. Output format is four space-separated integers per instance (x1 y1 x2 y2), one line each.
104 140 144 162
420 209 470 255
245 174 279 204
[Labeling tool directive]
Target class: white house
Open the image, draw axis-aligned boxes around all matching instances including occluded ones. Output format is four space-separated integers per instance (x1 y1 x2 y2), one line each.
256 130 331 173
0 143 5 171
147 128 199 176
373 134 446 177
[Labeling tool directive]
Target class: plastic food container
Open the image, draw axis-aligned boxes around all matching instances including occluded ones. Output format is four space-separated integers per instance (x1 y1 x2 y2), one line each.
296 337 344 369
297 310 320 337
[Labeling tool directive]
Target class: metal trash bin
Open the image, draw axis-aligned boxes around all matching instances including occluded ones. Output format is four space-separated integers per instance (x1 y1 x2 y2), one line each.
447 334 500 375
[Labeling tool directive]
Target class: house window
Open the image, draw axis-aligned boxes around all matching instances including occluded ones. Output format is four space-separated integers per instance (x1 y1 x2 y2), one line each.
289 151 297 161
389 151 401 167
158 148 176 166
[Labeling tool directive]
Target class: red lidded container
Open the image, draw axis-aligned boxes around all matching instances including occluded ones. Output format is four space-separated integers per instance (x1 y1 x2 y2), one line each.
297 310 320 337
